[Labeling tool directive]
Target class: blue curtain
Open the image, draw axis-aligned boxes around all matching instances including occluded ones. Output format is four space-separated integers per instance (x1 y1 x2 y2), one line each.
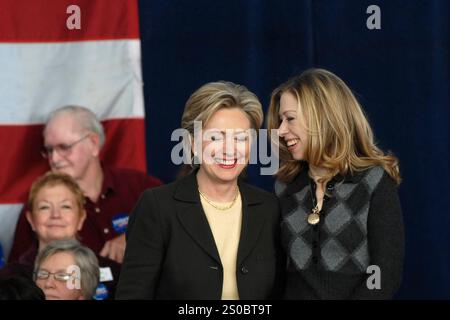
138 0 450 299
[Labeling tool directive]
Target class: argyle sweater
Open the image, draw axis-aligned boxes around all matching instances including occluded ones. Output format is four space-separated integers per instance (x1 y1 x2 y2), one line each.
275 165 404 299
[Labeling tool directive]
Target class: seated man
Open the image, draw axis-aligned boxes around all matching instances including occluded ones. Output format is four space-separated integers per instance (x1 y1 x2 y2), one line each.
9 106 162 264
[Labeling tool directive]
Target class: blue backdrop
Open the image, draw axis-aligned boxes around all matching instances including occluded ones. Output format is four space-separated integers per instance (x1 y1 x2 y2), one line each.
138 0 450 299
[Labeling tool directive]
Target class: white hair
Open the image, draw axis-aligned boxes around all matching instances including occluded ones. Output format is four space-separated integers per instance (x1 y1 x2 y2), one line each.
45 105 105 148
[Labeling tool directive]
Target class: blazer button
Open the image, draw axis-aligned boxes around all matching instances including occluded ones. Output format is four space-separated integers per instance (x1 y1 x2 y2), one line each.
326 182 335 191
241 266 249 275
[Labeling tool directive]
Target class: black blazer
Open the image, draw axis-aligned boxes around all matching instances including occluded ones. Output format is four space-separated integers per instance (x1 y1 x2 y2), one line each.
116 170 284 300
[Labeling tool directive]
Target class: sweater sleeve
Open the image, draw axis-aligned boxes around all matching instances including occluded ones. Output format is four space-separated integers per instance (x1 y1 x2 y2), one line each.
349 173 405 299
115 189 165 299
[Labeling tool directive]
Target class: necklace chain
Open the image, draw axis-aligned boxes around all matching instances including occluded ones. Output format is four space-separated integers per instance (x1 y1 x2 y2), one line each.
198 189 239 211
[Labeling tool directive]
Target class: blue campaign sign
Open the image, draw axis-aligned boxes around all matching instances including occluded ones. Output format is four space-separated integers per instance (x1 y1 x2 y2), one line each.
93 283 109 300
111 213 129 234
0 243 5 268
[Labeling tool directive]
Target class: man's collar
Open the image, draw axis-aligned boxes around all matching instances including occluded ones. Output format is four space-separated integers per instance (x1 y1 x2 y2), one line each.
99 164 115 196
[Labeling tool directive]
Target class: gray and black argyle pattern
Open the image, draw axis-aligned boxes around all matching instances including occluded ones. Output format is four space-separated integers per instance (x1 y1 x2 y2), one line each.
275 166 385 275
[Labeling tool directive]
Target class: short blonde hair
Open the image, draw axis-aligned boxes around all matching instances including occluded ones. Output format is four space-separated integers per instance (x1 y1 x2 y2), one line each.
181 81 263 135
267 68 401 184
28 172 85 213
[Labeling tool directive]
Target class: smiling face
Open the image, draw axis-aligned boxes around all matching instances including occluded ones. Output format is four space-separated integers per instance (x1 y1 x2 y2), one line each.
35 251 85 300
278 91 309 161
27 184 86 246
195 107 252 185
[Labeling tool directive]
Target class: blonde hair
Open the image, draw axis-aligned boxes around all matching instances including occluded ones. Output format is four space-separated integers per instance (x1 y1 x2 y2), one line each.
28 172 85 213
267 68 401 185
181 81 263 135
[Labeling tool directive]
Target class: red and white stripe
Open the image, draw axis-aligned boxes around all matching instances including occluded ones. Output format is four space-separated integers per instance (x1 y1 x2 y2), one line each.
0 0 147 259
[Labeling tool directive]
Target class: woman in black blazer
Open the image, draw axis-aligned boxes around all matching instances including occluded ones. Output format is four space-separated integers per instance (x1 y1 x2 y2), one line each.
116 81 283 300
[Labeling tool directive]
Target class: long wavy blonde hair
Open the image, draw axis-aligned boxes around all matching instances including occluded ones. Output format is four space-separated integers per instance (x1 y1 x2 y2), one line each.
267 68 401 185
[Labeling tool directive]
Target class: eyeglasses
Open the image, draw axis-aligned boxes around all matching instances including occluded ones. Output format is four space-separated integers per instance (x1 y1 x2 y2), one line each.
34 269 78 282
40 134 90 159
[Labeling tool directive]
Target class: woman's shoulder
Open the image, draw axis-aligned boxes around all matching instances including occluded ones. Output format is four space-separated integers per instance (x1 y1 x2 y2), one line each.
128 180 182 226
139 173 200 206
357 165 397 190
341 166 399 206
239 181 278 205
140 179 180 198
274 169 309 198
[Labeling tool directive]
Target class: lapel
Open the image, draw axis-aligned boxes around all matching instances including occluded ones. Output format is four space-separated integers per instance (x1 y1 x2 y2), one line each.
174 170 221 264
173 170 267 266
236 179 265 266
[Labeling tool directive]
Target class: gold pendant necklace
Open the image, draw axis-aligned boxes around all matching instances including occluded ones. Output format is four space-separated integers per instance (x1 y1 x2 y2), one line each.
199 189 239 211
307 204 321 225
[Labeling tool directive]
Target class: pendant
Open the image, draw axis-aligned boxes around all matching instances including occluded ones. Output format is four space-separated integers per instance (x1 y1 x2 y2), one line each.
307 212 320 225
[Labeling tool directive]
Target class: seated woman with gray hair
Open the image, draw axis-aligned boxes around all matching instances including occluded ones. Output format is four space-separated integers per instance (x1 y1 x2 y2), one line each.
34 239 99 300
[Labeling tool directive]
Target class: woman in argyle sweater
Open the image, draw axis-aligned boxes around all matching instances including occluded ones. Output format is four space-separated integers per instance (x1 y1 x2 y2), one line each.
267 68 404 299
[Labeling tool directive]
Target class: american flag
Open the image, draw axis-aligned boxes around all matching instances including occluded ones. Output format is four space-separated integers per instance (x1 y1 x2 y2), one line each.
0 0 147 261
